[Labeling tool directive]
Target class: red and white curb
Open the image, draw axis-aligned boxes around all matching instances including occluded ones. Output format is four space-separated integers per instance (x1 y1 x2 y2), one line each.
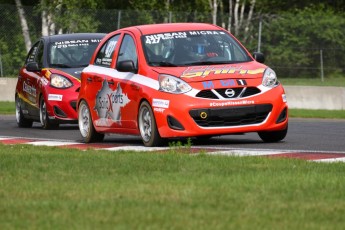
1 136 345 163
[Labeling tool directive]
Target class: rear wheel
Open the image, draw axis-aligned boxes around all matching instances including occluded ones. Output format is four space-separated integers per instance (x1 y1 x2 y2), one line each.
258 125 288 143
138 101 164 147
78 100 104 143
15 95 33 128
40 96 59 129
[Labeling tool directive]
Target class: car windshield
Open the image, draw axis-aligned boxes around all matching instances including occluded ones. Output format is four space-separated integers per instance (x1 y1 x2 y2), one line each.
142 30 252 67
49 39 101 68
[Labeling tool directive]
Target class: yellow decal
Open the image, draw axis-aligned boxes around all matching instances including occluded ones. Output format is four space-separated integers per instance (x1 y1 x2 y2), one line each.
181 65 265 78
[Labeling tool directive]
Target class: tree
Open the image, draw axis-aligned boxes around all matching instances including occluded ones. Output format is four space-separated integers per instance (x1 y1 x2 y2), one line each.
15 0 31 52
38 0 100 34
262 7 345 77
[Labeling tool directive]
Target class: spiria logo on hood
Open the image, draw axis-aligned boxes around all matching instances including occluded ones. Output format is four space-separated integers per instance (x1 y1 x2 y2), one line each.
180 65 265 79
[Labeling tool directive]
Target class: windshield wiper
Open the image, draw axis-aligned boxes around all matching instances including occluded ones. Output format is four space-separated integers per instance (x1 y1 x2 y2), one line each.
181 61 239 66
50 63 73 68
148 61 178 67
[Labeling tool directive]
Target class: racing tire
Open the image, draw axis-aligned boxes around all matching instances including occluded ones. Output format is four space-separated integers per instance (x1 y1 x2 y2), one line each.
138 101 164 147
258 125 288 143
40 96 59 130
78 100 104 143
15 95 33 128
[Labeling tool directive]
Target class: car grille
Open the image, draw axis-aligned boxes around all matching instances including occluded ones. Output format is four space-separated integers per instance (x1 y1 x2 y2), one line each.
189 104 272 127
196 87 261 99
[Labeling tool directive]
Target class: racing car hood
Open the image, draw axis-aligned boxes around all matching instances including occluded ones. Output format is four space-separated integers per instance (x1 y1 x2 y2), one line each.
51 67 85 80
151 62 268 83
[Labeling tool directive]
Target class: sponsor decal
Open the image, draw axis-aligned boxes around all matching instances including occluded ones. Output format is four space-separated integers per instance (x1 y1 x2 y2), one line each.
52 39 102 49
152 99 170 108
154 108 165 113
23 81 36 97
48 94 63 101
145 31 226 44
189 31 226 35
209 100 254 107
145 32 187 44
94 80 130 125
181 65 265 79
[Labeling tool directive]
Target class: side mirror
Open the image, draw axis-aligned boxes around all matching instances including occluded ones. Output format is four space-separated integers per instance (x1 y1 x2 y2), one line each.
26 62 41 72
116 60 137 73
252 52 265 64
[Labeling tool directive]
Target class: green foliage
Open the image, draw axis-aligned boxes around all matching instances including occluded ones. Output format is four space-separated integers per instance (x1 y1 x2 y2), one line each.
0 1 344 77
38 0 99 33
262 7 345 78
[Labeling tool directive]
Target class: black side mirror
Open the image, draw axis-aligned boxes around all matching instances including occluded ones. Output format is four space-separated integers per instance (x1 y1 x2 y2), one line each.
116 60 137 73
252 52 265 64
26 62 41 72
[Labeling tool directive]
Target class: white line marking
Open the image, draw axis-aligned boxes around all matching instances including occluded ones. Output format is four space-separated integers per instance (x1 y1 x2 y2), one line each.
103 146 168 152
313 157 345 163
27 141 80 146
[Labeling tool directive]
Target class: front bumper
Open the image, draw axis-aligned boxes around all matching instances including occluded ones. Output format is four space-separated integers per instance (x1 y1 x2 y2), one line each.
152 85 288 138
44 87 79 123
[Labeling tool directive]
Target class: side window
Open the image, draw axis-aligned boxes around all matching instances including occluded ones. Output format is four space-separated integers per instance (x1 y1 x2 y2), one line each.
117 34 138 69
25 41 40 64
36 42 44 68
94 35 120 67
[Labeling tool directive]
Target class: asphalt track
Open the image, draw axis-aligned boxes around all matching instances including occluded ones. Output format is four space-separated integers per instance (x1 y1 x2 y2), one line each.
1 115 345 162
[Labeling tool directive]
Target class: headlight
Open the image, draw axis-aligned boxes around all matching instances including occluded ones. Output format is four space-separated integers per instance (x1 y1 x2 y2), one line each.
50 74 73 88
158 74 192 94
262 68 278 88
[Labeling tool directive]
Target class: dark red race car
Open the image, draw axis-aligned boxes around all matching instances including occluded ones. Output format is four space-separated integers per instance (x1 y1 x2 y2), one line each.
15 33 105 129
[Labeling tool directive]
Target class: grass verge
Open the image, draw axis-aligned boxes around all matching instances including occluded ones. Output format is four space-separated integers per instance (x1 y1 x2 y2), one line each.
0 101 15 115
0 144 345 229
280 77 345 87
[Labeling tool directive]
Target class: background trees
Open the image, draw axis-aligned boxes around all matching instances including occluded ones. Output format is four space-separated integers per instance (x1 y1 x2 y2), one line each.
0 0 343 78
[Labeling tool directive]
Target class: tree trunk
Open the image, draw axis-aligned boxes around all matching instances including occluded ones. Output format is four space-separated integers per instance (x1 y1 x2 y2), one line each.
15 0 31 52
42 10 55 36
227 0 233 32
243 0 256 42
234 0 240 36
209 0 218 25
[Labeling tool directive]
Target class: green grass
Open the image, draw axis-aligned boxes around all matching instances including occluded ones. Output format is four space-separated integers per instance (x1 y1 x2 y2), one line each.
289 109 345 119
280 77 345 87
0 144 345 229
0 101 15 114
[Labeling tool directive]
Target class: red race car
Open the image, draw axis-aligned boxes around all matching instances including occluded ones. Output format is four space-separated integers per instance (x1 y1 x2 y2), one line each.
15 33 105 129
77 23 288 146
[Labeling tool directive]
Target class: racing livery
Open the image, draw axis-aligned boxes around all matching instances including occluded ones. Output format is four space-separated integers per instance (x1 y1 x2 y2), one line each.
15 33 105 129
77 23 288 146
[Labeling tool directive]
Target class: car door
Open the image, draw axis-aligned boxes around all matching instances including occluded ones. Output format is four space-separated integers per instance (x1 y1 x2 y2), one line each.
20 40 44 118
85 34 121 128
113 33 140 130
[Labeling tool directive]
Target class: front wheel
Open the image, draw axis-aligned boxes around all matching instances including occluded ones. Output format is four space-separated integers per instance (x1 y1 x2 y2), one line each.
138 101 164 147
15 95 33 128
78 100 104 143
40 96 58 129
258 125 288 143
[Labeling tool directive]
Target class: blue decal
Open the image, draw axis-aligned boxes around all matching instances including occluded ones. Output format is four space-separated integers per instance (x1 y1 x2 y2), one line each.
220 79 235 87
202 81 214 89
